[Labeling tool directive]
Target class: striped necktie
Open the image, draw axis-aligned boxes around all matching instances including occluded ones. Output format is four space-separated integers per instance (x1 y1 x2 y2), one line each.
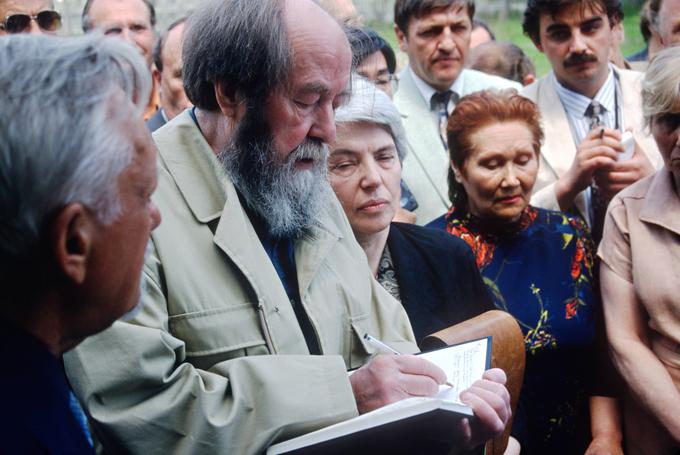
431 90 457 150
585 100 608 243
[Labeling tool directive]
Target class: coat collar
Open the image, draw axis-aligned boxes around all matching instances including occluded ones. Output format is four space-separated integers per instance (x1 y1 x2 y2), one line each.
153 111 343 299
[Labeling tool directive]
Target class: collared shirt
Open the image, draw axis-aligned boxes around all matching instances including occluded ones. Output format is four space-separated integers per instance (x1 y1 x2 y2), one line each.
552 66 623 221
553 66 623 145
409 66 464 115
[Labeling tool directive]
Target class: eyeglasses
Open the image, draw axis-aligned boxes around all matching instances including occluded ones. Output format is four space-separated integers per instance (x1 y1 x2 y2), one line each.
374 74 399 93
0 10 62 34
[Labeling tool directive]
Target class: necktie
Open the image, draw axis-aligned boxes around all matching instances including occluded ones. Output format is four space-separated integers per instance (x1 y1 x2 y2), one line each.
431 90 457 150
584 100 608 243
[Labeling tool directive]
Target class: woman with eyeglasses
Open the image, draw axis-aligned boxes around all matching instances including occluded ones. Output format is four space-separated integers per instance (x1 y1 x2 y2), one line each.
0 1 61 36
328 77 494 346
598 46 680 455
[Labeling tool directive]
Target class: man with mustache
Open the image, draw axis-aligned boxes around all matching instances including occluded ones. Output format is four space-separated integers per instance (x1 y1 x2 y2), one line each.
392 0 520 224
63 0 511 453
521 0 661 238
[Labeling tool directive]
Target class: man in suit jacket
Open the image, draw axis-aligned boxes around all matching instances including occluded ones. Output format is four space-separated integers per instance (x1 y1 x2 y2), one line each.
0 33 159 453
147 17 191 132
521 0 661 227
393 0 521 224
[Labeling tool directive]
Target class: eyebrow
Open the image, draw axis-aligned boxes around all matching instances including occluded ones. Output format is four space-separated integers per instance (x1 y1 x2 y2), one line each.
546 15 602 33
297 82 330 96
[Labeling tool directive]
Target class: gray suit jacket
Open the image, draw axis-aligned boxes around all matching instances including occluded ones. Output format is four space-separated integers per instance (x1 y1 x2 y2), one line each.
395 67 522 224
521 69 662 223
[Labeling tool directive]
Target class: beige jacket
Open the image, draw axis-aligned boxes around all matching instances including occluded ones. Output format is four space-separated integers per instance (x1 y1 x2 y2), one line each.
64 112 417 454
521 68 662 223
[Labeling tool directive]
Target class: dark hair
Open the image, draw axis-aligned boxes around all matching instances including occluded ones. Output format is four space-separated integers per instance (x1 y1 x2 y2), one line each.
447 90 544 208
82 0 157 32
468 41 536 84
182 0 292 112
346 26 396 74
394 0 475 33
153 17 188 72
640 0 652 43
522 0 623 44
649 0 662 36
472 19 496 40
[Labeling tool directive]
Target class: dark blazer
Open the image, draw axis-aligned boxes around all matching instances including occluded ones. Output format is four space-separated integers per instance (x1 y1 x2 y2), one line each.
387 222 494 346
146 108 166 133
0 321 94 454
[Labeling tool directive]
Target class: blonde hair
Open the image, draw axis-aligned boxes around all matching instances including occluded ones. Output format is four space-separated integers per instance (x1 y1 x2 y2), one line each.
642 46 680 129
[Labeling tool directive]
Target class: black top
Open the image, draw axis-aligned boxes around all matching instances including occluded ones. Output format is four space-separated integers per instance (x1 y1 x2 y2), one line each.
387 222 494 346
0 320 94 454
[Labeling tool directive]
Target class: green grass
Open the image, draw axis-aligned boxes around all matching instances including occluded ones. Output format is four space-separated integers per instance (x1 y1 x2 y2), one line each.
366 9 645 78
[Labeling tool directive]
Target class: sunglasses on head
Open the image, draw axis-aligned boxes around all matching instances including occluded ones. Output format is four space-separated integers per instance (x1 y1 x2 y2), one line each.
0 10 61 34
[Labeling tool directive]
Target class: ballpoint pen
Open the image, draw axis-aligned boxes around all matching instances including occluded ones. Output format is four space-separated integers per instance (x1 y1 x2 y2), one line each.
363 333 454 388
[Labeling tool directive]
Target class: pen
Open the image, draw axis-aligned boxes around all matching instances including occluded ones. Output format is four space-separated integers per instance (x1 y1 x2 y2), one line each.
363 333 401 355
363 333 454 388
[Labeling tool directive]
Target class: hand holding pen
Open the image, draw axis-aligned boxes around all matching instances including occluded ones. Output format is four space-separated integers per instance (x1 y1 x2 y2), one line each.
363 333 454 388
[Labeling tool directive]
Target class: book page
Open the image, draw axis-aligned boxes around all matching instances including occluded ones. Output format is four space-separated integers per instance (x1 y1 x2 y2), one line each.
419 338 489 404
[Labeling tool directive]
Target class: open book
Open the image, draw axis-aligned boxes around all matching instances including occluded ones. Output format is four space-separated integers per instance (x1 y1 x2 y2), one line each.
267 337 491 454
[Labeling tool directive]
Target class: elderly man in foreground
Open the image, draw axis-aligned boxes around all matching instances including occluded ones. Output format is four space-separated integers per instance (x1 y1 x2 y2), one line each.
0 34 159 452
65 0 510 453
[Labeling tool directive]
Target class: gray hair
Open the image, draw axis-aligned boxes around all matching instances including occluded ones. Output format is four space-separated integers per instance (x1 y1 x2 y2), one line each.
182 0 292 112
642 46 680 129
334 76 409 162
0 34 151 287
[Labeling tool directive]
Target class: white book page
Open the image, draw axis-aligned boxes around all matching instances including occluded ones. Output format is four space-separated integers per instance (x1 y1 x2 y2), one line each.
419 338 489 404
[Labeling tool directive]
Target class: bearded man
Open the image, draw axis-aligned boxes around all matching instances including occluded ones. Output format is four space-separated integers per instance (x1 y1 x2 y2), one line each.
64 0 511 453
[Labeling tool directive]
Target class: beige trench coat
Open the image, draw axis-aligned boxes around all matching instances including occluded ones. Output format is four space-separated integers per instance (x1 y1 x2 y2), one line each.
64 112 418 454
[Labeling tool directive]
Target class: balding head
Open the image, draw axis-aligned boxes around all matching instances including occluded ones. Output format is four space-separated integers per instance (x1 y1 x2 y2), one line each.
82 0 156 68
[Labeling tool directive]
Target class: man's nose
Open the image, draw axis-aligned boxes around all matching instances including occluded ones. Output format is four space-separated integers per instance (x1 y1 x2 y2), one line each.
309 102 337 144
568 29 588 54
438 29 455 52
27 19 43 35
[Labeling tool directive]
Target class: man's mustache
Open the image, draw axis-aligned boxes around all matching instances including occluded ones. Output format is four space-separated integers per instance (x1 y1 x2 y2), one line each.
564 52 598 68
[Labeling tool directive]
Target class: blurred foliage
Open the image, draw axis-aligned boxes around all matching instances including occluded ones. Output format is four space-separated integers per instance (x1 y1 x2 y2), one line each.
366 6 645 78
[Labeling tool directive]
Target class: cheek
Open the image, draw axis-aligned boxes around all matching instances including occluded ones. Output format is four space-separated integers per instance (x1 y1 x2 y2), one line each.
330 177 357 209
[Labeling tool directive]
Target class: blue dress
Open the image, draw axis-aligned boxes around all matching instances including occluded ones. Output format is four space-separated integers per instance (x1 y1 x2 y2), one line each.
429 206 597 454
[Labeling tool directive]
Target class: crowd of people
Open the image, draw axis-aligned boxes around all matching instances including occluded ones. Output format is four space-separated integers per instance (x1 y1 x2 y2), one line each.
0 0 678 454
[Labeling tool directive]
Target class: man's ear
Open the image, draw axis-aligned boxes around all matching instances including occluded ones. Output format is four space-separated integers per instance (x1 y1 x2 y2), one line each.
531 36 544 53
51 203 94 285
152 67 162 96
394 24 408 53
214 80 246 121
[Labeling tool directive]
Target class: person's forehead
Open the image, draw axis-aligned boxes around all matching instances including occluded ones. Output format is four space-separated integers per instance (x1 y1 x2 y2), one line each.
412 3 469 26
540 2 607 27
0 0 53 16
358 51 388 71
162 23 185 65
659 0 680 28
332 122 395 152
88 0 151 26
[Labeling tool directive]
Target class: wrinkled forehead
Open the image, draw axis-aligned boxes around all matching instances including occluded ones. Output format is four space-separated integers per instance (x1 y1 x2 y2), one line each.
0 0 54 16
88 0 152 26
